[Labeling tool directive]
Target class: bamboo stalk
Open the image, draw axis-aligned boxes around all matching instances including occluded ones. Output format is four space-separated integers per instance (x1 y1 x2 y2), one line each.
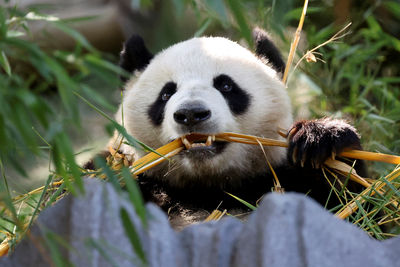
204 209 227 222
336 167 400 219
0 238 9 256
340 150 400 165
128 132 400 176
282 0 309 84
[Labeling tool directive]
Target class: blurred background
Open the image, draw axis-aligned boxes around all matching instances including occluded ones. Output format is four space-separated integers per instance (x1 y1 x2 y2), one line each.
1 0 400 193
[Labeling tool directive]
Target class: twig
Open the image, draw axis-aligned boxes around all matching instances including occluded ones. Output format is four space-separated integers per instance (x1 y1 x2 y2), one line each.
282 0 309 84
292 22 352 73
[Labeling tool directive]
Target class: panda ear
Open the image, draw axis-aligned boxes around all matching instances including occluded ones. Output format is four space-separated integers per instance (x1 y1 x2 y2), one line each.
119 34 153 81
253 28 285 76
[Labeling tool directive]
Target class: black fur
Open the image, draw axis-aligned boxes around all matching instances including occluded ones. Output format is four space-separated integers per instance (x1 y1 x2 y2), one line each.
138 161 364 229
147 82 177 126
253 28 286 75
288 118 363 168
119 35 153 82
213 74 251 115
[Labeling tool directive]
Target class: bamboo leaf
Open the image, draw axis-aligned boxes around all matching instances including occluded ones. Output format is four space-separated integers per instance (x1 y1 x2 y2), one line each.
194 18 212 37
0 52 11 76
120 208 147 265
205 0 228 22
224 0 253 46
85 239 119 267
121 168 147 227
225 192 257 211
94 157 121 192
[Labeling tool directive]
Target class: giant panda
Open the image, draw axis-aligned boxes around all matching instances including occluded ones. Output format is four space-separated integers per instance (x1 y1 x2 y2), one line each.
96 29 365 229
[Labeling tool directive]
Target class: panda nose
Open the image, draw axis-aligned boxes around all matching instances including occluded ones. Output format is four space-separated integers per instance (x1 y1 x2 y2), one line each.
174 107 211 126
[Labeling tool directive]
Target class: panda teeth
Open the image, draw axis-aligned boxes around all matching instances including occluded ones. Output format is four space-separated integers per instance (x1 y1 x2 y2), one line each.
205 135 214 146
181 137 192 149
181 135 215 150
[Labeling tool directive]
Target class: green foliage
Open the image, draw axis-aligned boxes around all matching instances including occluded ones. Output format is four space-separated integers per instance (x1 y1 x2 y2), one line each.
0 6 121 179
294 2 400 175
120 207 148 266
0 3 136 258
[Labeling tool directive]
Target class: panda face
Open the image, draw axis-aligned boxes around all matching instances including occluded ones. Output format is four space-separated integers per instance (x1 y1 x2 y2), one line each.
115 36 293 188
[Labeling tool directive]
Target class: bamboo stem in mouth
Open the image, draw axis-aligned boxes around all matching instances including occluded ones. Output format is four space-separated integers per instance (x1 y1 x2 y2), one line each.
130 132 400 177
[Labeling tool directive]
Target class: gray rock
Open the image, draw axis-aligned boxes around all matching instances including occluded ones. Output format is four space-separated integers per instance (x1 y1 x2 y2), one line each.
1 179 399 267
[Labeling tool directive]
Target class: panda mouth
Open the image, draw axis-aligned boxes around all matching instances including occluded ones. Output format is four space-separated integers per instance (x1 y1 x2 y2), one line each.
180 134 228 157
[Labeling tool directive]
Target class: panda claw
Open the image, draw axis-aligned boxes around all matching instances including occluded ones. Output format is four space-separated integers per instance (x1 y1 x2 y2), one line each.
292 146 298 164
300 154 306 168
288 127 298 140
277 127 288 138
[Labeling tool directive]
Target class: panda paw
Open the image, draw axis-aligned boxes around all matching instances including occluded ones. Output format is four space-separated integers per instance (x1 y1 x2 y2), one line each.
287 118 361 168
82 151 112 170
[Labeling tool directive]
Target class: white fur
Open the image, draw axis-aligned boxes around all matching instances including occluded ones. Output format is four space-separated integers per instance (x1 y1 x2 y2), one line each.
111 36 293 188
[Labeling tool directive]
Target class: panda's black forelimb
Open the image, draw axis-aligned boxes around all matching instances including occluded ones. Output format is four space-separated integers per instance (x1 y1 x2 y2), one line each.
287 118 363 169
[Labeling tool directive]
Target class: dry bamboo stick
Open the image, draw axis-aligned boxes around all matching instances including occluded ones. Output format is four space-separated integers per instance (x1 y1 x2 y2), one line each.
282 0 309 84
340 150 400 165
128 132 400 177
336 167 400 219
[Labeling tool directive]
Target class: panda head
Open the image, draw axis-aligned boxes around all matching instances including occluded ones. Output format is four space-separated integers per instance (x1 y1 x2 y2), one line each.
114 29 293 188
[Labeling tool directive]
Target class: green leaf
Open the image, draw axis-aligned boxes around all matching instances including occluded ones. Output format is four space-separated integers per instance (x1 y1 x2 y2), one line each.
224 0 253 46
194 18 212 37
366 16 382 35
81 85 115 112
84 54 124 75
85 239 119 267
0 7 6 38
0 51 11 76
172 0 186 17
25 174 53 232
51 21 94 52
112 122 156 154
41 228 73 267
283 7 322 22
72 91 161 157
94 157 121 192
384 1 400 20
367 114 395 124
43 55 80 123
120 208 147 265
0 157 10 198
121 168 147 227
52 133 83 195
225 192 257 210
47 182 66 206
205 0 228 22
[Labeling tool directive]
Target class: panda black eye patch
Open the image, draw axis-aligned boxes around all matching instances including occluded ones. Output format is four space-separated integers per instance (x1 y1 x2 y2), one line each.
213 74 251 115
148 82 177 126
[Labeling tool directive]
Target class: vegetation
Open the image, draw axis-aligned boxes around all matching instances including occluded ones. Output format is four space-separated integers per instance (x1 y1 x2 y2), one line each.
0 2 124 257
0 0 399 263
